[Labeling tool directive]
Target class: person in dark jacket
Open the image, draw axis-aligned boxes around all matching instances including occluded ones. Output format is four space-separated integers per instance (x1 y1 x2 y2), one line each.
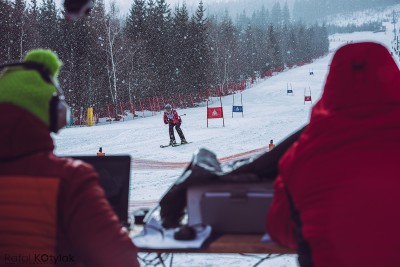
0 49 139 267
267 42 400 267
163 104 187 145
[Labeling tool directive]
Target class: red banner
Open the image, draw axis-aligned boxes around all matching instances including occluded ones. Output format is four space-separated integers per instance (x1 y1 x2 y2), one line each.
207 107 224 119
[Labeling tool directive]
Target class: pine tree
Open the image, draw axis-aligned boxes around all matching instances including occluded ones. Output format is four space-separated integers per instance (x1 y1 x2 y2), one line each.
172 3 190 95
145 0 172 96
125 0 146 41
206 15 222 85
156 0 173 96
124 0 154 104
282 2 291 26
266 25 283 70
189 1 211 94
9 0 27 60
220 13 238 83
242 24 256 77
85 0 109 110
296 24 311 62
271 2 282 28
287 27 299 65
58 11 93 111
0 0 13 61
38 0 60 51
25 0 41 50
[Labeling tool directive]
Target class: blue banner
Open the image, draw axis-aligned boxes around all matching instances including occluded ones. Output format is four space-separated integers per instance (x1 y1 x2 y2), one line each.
232 106 243 112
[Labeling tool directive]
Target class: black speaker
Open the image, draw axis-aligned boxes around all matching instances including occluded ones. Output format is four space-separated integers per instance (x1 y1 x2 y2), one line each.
0 62 68 133
64 0 94 20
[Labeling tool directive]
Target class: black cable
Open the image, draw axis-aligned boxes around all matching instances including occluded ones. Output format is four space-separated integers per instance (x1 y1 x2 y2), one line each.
238 253 286 267
138 252 172 267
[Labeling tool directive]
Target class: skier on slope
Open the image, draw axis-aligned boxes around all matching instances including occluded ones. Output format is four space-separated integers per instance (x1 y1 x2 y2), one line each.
163 104 187 145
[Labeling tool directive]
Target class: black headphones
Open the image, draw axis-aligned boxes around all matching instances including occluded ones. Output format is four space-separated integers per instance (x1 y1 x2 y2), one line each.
0 61 69 133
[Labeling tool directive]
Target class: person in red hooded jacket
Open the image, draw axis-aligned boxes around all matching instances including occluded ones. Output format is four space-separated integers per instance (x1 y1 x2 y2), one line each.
163 104 187 145
0 49 139 267
266 42 400 267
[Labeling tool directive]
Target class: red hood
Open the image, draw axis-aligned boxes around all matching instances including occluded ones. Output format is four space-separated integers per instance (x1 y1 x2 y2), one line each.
312 42 400 118
269 42 400 266
0 103 54 161
280 41 400 182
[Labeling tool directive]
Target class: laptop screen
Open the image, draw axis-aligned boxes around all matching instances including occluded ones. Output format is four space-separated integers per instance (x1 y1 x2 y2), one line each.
70 155 131 227
187 182 274 234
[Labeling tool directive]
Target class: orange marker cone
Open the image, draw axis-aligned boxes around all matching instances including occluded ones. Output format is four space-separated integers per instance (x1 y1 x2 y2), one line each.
268 140 275 151
97 147 105 156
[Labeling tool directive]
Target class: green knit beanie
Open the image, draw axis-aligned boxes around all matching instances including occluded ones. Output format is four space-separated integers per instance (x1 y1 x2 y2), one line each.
0 49 63 125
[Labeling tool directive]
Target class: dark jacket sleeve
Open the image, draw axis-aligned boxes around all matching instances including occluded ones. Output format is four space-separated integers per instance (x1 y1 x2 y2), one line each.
60 162 139 267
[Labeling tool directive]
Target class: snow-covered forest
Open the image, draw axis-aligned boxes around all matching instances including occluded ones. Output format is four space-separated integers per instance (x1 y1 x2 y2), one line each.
292 0 399 23
194 0 397 26
0 0 329 119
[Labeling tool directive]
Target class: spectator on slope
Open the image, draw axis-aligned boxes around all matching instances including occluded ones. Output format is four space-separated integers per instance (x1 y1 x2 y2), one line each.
267 42 400 267
0 49 139 267
163 103 187 145
269 139 276 151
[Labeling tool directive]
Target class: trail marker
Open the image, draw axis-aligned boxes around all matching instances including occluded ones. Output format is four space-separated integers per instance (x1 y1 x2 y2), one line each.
304 87 312 104
207 95 224 127
232 92 244 118
287 83 293 95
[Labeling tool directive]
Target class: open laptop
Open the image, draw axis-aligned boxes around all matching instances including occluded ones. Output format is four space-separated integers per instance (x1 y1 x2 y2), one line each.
70 155 131 228
187 182 274 234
